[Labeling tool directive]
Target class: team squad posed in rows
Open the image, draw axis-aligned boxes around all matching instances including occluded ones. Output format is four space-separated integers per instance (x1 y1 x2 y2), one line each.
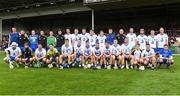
3 27 174 70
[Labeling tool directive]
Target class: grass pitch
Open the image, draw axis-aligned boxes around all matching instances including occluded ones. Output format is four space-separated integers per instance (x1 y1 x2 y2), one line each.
0 51 180 95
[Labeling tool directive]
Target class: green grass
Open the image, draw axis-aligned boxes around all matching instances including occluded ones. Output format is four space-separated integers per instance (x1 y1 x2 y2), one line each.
0 51 180 95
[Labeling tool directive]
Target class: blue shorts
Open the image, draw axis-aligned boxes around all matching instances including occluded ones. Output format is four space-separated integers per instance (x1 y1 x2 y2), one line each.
76 53 82 57
91 45 95 47
51 56 57 62
9 56 16 61
19 46 24 51
163 59 169 64
57 47 61 52
30 44 38 52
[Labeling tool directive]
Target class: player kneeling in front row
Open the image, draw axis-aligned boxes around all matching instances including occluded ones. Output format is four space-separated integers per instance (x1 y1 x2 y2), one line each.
4 42 21 69
140 44 156 70
59 39 73 69
92 41 103 69
132 44 142 69
33 43 46 68
121 38 134 69
73 39 84 67
82 40 93 69
111 39 123 69
158 44 174 68
21 43 34 69
102 41 113 69
46 44 59 68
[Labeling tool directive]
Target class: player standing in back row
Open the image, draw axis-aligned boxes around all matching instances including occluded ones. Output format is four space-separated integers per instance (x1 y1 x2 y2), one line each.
9 27 19 44
97 30 106 48
148 30 158 52
126 27 137 49
156 27 168 52
88 30 97 48
29 30 38 52
81 28 89 47
56 30 65 52
137 28 148 50
47 31 56 47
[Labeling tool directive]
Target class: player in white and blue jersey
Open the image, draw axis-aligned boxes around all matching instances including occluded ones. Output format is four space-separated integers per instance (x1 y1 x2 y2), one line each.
126 27 137 48
33 43 46 67
137 28 148 50
64 28 72 45
88 29 97 48
73 39 84 67
92 41 103 69
82 40 93 68
148 30 158 52
80 28 89 47
133 44 142 66
102 41 112 69
156 27 168 52
71 28 81 47
59 39 73 69
140 44 156 70
4 42 21 69
59 39 73 68
97 30 106 48
111 39 122 69
121 37 133 69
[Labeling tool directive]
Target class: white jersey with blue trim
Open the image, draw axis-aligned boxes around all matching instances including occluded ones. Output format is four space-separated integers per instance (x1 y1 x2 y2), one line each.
126 33 136 48
35 48 46 58
134 50 141 60
104 46 112 56
141 48 155 57
93 47 102 56
137 35 148 50
61 44 73 55
97 35 106 48
156 33 168 48
6 47 21 57
71 34 81 46
88 34 97 47
121 43 132 55
84 46 92 56
81 33 90 46
111 44 122 56
74 45 83 54
148 35 157 48
64 34 72 45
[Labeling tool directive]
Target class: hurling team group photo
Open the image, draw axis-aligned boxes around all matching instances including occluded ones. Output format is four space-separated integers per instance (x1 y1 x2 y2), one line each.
3 27 174 70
